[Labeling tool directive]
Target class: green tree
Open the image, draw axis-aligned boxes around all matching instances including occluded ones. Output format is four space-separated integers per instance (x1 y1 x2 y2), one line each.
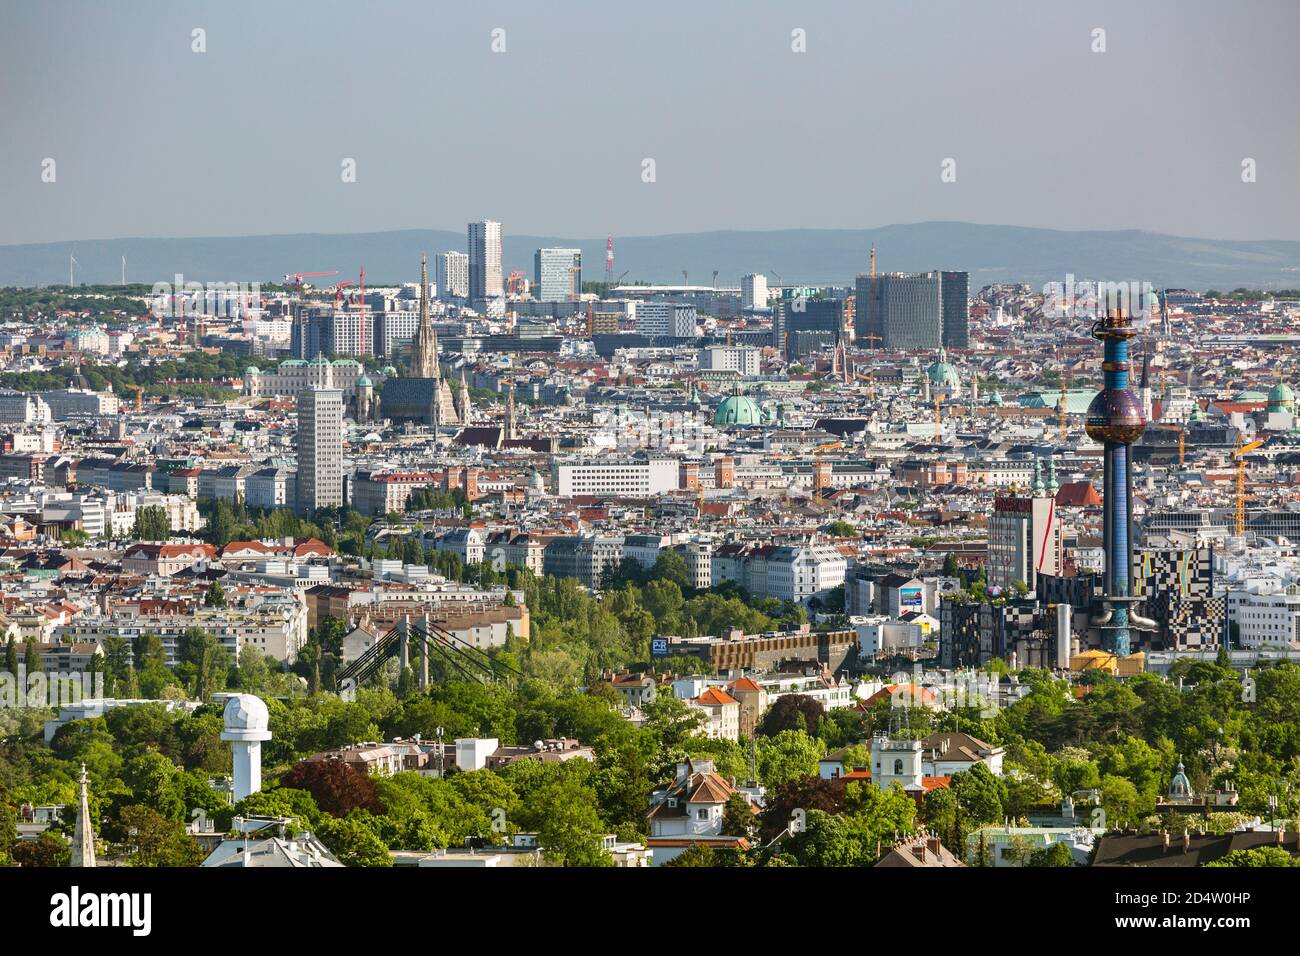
756 730 825 789
316 813 394 867
204 579 227 608
114 805 205 866
1207 846 1300 867
12 832 71 867
132 505 172 542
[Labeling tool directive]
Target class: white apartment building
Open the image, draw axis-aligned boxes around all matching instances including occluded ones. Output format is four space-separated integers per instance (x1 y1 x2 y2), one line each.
0 391 52 424
438 251 469 300
1235 588 1300 647
741 273 769 311
699 346 761 376
552 457 679 497
635 302 697 338
296 387 344 515
59 600 309 665
766 543 847 603
468 220 503 301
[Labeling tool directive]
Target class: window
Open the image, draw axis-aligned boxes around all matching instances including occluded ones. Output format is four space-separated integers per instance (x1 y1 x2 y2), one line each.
894 759 904 775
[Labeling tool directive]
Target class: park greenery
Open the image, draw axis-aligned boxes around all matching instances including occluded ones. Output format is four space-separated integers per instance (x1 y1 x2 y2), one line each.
4 528 1300 866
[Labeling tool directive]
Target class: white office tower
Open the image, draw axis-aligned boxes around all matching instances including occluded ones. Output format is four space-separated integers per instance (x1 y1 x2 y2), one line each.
741 273 769 311
221 694 272 802
296 387 344 515
438 250 469 300
468 220 504 301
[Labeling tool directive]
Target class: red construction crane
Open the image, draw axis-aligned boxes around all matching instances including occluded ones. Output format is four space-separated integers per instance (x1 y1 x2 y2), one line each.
334 280 354 306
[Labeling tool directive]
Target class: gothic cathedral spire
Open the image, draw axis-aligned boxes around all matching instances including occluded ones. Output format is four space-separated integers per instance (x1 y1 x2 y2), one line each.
412 254 440 379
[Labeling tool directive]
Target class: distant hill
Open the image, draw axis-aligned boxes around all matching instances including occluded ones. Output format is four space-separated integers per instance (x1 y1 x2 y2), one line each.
3 222 1298 291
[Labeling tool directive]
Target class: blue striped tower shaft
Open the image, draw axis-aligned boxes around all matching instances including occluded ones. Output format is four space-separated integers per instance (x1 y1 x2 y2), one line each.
1104 330 1132 656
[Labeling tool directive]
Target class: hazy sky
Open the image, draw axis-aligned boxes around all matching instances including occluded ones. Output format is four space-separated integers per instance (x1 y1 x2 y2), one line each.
2 0 1297 245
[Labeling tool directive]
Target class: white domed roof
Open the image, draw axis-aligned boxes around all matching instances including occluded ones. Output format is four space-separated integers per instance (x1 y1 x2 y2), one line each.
223 694 269 732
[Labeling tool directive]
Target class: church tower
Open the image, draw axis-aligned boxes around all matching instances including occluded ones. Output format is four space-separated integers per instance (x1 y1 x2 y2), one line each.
72 763 96 867
458 368 472 424
506 381 517 439
411 254 440 379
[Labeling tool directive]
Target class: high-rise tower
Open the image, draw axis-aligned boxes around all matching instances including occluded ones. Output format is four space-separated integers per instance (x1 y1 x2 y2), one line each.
296 386 344 515
468 220 504 301
1084 308 1156 655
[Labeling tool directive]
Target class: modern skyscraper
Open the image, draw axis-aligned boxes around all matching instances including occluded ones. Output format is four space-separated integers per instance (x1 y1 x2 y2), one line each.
468 220 503 301
296 386 344 515
941 271 970 348
855 268 969 350
534 247 581 302
437 251 469 300
877 272 943 349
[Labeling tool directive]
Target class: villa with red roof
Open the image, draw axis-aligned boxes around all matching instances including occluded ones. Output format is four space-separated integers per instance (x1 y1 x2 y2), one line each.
645 758 755 866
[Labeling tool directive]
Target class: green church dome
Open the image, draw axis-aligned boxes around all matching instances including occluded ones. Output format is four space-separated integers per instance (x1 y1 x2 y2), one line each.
1268 381 1295 411
714 392 765 426
926 348 960 388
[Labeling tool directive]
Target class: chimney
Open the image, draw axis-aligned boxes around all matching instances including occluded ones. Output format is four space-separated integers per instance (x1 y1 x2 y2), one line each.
1183 830 1190 853
1162 830 1170 852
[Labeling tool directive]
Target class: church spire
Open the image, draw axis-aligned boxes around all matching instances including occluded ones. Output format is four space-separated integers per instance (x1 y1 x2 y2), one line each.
458 367 471 424
506 381 517 439
72 763 96 867
412 254 440 379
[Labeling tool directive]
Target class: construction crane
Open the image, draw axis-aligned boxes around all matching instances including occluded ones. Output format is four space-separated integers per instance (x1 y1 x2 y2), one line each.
682 270 688 286
934 394 943 439
568 264 582 302
854 372 876 401
333 280 354 306
1178 427 1186 467
1234 435 1264 535
712 269 719 289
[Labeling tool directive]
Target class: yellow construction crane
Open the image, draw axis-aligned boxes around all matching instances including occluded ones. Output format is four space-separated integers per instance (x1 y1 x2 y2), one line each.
934 394 942 438
1234 435 1264 535
1178 427 1185 467
854 371 876 401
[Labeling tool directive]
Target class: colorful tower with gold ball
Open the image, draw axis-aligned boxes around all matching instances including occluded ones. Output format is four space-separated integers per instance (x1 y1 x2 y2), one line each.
1085 308 1154 655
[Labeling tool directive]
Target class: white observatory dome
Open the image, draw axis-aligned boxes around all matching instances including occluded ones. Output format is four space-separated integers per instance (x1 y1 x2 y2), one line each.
223 694 270 732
